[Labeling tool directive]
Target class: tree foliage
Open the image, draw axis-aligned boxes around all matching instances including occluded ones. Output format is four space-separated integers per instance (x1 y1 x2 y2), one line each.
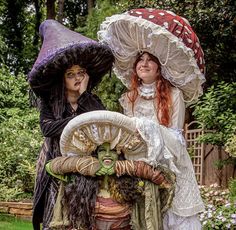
84 0 122 39
82 0 126 111
63 0 88 29
0 1 40 74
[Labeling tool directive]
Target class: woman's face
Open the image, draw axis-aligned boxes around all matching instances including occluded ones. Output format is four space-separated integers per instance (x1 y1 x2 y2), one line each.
64 65 87 92
135 53 160 84
97 143 118 169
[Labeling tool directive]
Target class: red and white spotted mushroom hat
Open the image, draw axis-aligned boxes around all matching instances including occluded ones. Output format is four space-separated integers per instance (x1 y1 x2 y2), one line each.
98 8 206 103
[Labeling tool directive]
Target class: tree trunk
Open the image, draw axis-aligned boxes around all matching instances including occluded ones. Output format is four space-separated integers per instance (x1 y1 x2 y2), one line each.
57 0 65 23
33 0 43 46
46 0 56 19
87 0 94 14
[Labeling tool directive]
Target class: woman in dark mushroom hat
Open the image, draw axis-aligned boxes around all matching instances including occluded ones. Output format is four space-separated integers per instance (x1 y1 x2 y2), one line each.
28 19 114 230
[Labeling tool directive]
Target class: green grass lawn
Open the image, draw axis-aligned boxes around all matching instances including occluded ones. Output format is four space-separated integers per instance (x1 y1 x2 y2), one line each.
0 214 33 230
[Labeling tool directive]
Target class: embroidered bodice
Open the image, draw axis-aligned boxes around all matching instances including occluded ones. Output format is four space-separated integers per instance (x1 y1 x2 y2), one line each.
120 86 185 129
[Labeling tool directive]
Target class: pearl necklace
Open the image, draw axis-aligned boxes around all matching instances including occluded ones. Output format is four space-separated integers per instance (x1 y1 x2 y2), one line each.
138 82 156 99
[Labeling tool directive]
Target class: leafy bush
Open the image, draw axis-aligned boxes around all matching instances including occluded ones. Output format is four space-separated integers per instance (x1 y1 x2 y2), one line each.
193 82 236 146
0 67 42 201
0 184 29 202
225 135 236 158
192 82 236 172
228 178 236 204
0 67 30 110
0 35 7 66
95 74 125 111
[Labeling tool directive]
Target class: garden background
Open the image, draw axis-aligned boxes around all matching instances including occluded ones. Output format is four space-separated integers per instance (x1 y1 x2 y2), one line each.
0 0 235 229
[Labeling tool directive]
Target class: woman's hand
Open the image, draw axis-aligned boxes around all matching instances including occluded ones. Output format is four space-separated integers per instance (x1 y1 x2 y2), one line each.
79 72 89 95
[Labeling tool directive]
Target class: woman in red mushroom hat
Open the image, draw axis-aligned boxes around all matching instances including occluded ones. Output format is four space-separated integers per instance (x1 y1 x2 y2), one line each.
28 19 114 230
98 8 205 229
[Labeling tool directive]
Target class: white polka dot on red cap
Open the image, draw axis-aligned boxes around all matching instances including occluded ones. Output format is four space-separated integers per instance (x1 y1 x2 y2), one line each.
199 57 203 64
173 19 183 27
163 22 169 28
184 26 192 34
187 38 193 43
166 10 176 16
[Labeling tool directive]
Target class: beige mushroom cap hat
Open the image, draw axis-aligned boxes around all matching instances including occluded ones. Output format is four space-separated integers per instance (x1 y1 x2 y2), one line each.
60 110 148 160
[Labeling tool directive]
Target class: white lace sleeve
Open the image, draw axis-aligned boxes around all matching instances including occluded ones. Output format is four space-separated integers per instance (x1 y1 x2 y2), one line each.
135 117 184 174
135 117 163 165
119 93 133 117
170 88 186 129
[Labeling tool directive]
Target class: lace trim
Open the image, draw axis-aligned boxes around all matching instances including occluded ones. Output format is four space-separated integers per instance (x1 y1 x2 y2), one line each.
138 82 156 99
161 66 204 105
163 212 202 229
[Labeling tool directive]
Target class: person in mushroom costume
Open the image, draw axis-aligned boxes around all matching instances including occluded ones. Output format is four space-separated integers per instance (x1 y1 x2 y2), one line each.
98 8 205 229
45 110 176 230
27 19 114 230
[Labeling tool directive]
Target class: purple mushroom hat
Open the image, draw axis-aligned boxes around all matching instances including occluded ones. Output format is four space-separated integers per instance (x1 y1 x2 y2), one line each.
28 19 114 98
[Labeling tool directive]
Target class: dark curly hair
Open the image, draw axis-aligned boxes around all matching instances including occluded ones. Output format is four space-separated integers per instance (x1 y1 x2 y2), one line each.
62 152 144 229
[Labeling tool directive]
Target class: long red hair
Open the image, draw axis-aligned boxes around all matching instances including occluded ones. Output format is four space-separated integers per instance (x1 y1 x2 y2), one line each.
127 52 172 127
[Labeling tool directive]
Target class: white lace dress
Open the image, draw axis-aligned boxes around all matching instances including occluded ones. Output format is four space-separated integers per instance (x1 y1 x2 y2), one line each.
119 83 205 230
